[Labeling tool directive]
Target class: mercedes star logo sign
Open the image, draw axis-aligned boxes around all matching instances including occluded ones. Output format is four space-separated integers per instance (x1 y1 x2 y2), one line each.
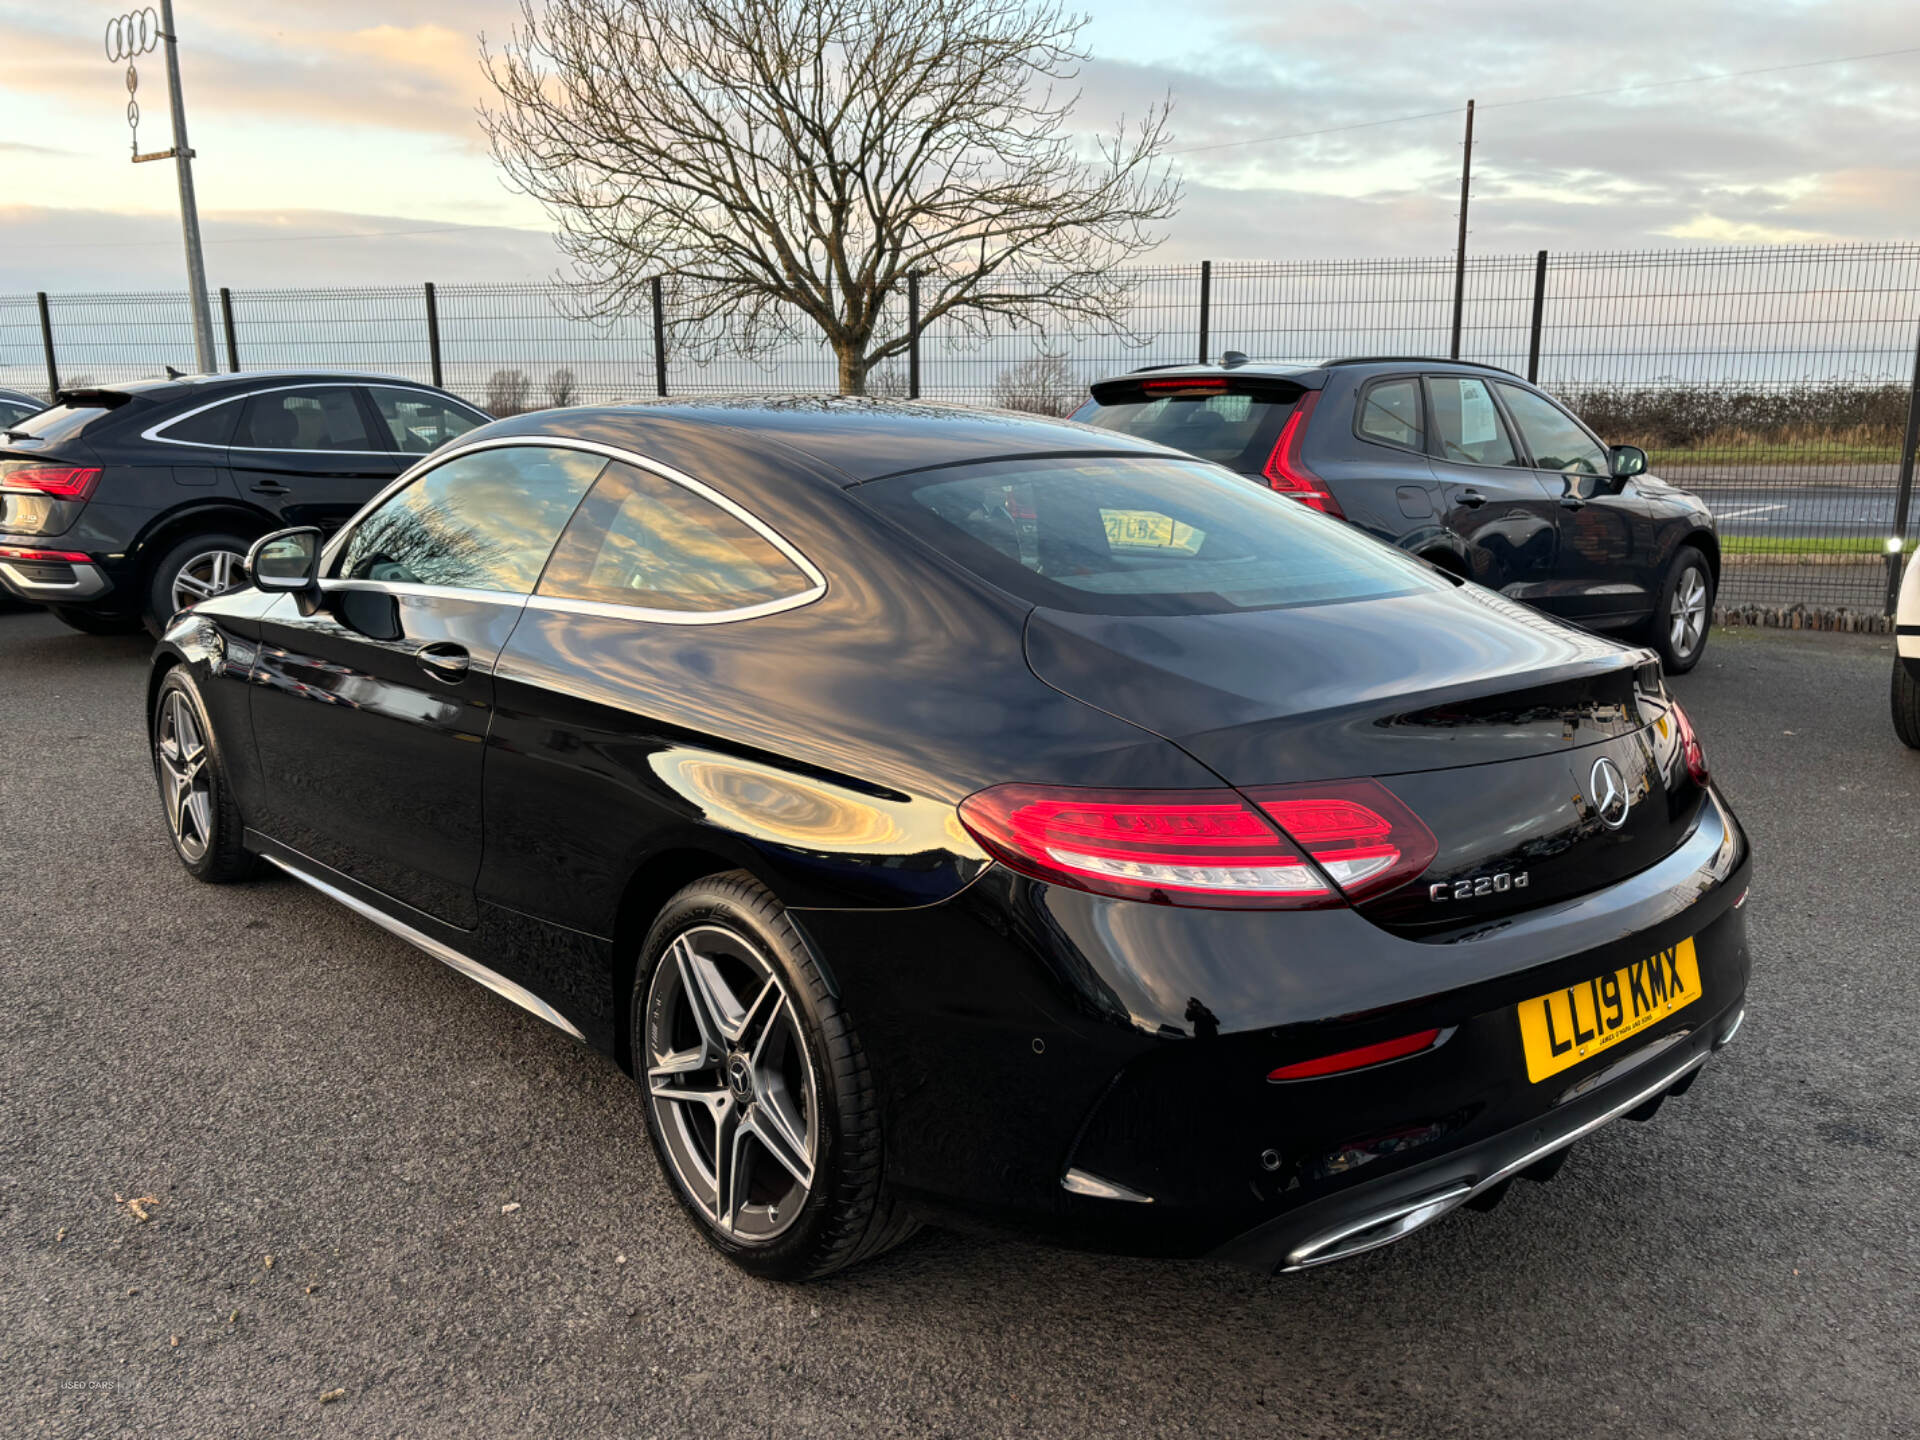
1590 755 1632 830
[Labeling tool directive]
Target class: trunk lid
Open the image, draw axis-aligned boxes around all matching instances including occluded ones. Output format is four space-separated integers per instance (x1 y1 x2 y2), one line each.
1024 586 1706 933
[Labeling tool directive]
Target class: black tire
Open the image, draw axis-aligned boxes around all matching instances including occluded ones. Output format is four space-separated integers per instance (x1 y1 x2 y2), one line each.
150 668 259 883
1647 544 1714 674
48 606 144 635
1894 660 1920 750
143 531 255 635
633 871 916 1280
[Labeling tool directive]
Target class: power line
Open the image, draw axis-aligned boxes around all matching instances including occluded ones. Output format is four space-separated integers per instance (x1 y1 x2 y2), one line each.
1170 43 1920 156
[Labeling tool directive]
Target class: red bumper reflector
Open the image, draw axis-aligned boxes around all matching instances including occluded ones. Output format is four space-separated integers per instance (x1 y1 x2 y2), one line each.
0 545 90 563
1268 1028 1442 1081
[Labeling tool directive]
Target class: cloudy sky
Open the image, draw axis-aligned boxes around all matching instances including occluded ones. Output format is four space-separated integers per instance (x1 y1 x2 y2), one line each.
1 0 1915 292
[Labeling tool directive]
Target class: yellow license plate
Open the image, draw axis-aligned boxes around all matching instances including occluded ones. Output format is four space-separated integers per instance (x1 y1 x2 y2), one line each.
1516 938 1702 1083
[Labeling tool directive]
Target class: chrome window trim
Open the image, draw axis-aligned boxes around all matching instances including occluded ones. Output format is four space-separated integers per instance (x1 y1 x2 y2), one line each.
141 381 482 454
318 577 530 608
321 435 828 624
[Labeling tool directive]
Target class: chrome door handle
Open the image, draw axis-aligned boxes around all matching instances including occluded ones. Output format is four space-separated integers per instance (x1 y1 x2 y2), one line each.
250 481 292 496
1560 494 1587 509
1456 488 1486 508
414 644 470 681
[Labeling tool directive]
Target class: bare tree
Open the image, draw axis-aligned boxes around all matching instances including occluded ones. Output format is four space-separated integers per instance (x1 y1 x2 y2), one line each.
545 367 580 407
480 0 1179 394
990 353 1079 416
485 368 533 416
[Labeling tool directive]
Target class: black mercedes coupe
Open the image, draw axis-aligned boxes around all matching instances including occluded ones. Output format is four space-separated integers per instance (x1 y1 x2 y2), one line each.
148 398 1753 1280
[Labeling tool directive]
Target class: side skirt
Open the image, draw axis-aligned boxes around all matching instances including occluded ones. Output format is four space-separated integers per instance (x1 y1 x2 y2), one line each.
255 839 587 1043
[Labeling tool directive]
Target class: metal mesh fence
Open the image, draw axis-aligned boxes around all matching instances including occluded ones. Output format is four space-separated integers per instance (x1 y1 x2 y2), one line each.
4 242 1915 614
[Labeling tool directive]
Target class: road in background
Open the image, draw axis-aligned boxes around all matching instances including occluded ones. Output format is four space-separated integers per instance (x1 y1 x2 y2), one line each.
3 612 1916 1438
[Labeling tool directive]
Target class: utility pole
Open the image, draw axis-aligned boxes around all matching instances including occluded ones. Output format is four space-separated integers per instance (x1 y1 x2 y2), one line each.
107 4 216 373
1449 98 1475 361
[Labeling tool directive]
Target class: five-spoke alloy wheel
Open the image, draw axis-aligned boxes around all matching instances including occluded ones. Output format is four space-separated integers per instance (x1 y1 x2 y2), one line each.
635 874 916 1279
155 687 215 863
646 923 819 1244
149 670 256 882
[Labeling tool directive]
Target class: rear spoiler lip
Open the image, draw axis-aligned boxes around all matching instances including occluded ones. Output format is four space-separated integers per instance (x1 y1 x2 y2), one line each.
52 388 136 408
1088 374 1313 405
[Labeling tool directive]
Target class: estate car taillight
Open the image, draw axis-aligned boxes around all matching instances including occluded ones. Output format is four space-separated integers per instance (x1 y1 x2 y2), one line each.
957 780 1437 909
1260 390 1344 517
0 463 102 501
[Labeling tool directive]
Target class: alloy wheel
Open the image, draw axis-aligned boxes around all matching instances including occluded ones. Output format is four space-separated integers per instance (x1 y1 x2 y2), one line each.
1669 566 1708 660
170 547 248 612
155 690 214 862
645 924 818 1244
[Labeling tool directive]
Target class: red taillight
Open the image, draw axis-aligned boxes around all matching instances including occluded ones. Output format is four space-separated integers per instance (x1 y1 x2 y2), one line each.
1247 778 1437 902
1670 702 1709 786
0 464 102 500
0 545 90 562
1260 390 1343 517
1268 1028 1442 1081
1142 377 1227 391
956 785 1340 909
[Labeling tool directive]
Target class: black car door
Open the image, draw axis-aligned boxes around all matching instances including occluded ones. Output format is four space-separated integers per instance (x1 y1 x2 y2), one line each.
227 385 403 532
247 443 609 927
1493 381 1656 624
1422 373 1563 598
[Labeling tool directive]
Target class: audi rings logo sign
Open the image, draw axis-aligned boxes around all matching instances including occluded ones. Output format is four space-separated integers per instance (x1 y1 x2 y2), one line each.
1590 756 1632 830
104 8 160 63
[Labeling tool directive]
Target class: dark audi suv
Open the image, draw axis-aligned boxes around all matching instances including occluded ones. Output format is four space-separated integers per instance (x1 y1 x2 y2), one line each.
0 370 487 633
149 399 1751 1280
1074 358 1721 672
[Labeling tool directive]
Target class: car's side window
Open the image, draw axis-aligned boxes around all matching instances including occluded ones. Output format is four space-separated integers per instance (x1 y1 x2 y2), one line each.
368 387 486 455
234 387 377 453
1495 383 1610 476
338 445 606 593
536 459 819 615
155 397 243 446
1355 378 1423 451
1427 377 1522 467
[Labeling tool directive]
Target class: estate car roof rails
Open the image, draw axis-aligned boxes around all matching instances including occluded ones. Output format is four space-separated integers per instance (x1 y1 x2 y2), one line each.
1321 356 1521 377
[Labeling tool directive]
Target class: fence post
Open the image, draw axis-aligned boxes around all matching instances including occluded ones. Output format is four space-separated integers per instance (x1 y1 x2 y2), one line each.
651 277 668 397
1197 261 1212 366
423 282 443 389
219 287 239 372
36 292 59 397
1886 316 1920 615
907 272 921 399
1526 251 1548 383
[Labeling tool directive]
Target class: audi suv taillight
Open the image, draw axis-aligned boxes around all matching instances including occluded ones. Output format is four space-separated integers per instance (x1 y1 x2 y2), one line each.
957 781 1435 909
0 462 102 501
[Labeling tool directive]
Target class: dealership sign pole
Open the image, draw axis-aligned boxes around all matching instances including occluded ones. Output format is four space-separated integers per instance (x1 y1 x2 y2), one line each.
106 4 217 375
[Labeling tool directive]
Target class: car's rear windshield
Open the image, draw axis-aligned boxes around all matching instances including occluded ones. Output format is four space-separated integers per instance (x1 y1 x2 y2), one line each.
857 455 1438 616
5 403 114 445
1075 387 1296 471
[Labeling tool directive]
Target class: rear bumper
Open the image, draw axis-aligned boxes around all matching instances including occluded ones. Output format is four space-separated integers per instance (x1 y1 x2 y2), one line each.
0 550 111 601
1213 995 1743 1271
796 788 1752 1269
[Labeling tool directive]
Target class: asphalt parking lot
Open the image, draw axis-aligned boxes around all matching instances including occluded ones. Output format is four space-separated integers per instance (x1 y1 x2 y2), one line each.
4 609 1916 1439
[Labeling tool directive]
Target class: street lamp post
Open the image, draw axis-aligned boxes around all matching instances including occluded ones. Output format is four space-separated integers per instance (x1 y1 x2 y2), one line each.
106 3 216 374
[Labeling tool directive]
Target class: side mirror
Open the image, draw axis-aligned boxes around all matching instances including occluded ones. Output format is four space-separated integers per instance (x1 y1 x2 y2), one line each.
246 527 323 593
1610 445 1648 481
